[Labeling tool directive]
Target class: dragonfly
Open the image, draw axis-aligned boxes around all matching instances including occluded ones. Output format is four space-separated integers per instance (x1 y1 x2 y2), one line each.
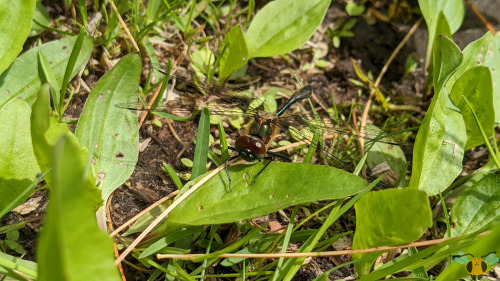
116 65 408 189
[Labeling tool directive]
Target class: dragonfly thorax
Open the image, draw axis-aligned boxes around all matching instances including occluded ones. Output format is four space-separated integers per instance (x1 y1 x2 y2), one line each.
246 117 278 145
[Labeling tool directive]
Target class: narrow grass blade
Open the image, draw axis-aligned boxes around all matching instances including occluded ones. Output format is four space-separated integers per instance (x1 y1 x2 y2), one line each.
191 108 211 179
60 29 85 112
163 163 183 190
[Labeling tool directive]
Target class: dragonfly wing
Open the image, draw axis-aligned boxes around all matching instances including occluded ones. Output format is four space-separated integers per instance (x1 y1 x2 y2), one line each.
483 252 499 265
273 115 356 171
151 65 271 115
452 251 471 264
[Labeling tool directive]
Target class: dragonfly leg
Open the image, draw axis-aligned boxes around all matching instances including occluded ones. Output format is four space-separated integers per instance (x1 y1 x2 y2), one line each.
251 151 291 185
224 154 239 192
266 151 291 161
252 159 273 185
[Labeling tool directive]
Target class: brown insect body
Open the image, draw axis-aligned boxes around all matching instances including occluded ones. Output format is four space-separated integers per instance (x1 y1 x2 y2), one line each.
234 114 280 162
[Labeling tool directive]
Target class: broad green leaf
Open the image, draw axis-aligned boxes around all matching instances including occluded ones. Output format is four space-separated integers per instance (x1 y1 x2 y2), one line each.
409 36 466 195
245 0 330 58
426 13 452 90
31 0 50 36
190 47 215 76
37 136 120 281
443 0 464 33
0 98 40 218
366 135 407 184
167 162 367 226
437 224 500 281
0 35 94 107
219 25 248 81
352 189 432 275
409 87 466 195
76 53 140 201
0 98 40 179
123 201 169 236
191 108 210 179
419 0 463 66
446 32 500 123
30 84 102 210
450 66 494 149
0 0 36 74
450 169 500 237
433 35 460 93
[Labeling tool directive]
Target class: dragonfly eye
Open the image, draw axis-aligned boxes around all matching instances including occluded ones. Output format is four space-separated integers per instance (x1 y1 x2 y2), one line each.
248 139 266 160
235 136 266 161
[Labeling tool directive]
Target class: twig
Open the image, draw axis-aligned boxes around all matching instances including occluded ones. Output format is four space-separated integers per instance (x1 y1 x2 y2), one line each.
137 55 185 129
109 0 140 52
115 158 242 264
157 230 491 260
165 118 183 144
465 0 497 35
110 190 180 237
106 193 126 281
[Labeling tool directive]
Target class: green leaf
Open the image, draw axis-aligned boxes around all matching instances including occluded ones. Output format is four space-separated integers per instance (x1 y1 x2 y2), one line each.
60 29 86 111
31 0 50 36
365 125 407 175
451 169 500 236
76 53 141 201
0 0 36 74
346 0 365 16
433 35 461 93
352 189 432 275
191 108 210 179
443 0 464 33
218 122 230 162
449 66 494 149
190 47 215 76
163 163 183 190
446 32 500 123
0 35 94 108
219 25 248 81
366 140 407 184
37 136 120 281
123 201 169 236
409 87 466 195
245 0 330 58
409 36 466 195
31 84 102 210
167 162 367 226
37 51 61 114
419 0 463 65
0 98 40 217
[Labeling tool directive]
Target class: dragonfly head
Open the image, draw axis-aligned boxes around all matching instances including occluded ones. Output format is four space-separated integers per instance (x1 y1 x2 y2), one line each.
234 135 266 162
